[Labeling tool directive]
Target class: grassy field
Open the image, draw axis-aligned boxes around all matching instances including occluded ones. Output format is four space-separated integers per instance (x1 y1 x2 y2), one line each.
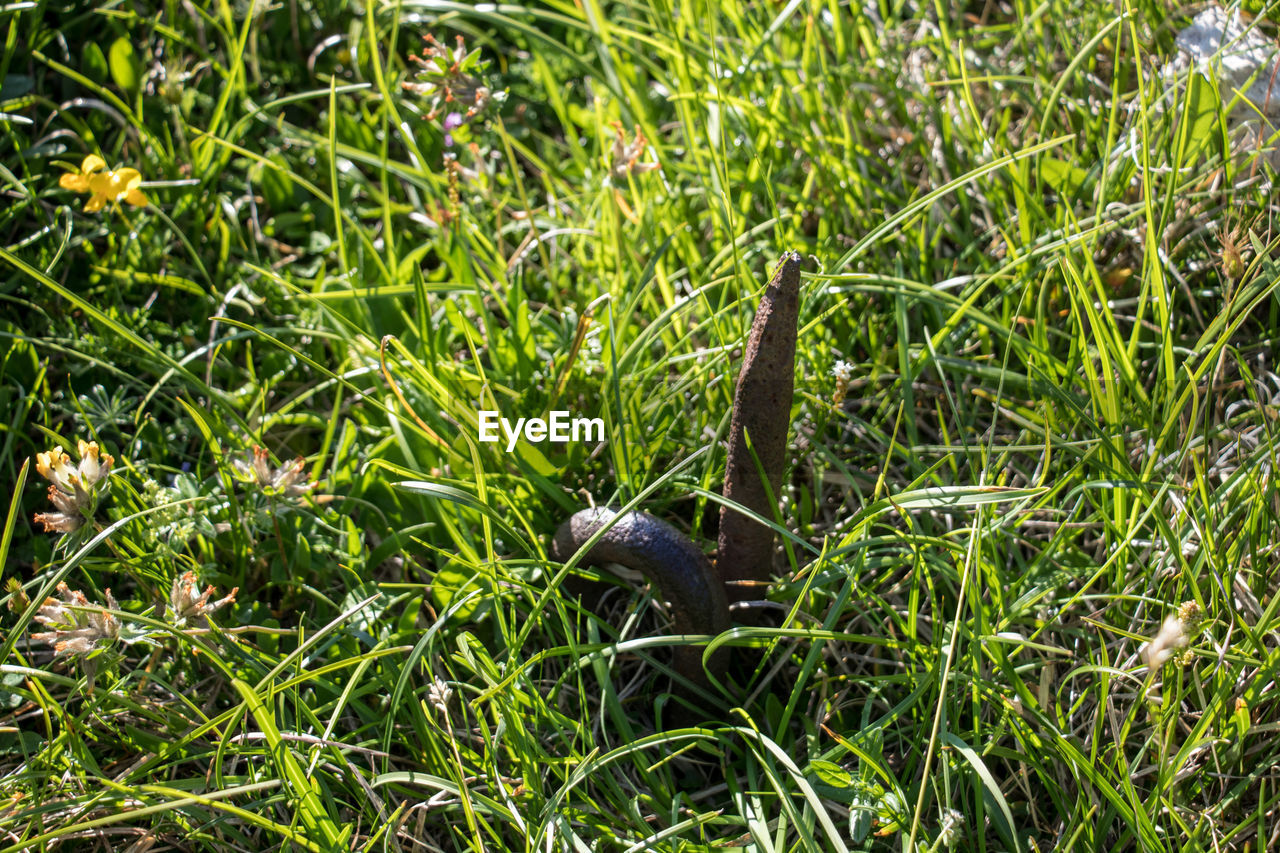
4 0 1280 849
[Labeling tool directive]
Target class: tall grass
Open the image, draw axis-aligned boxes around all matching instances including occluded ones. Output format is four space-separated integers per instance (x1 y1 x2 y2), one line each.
3 0 1280 849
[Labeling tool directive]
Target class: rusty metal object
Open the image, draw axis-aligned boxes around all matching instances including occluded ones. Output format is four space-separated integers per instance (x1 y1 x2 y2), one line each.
717 251 801 603
554 251 802 692
552 507 730 690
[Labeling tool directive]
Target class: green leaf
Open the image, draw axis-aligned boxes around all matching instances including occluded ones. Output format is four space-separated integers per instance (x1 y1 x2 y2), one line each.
257 153 296 210
0 460 28 590
1183 70 1222 159
80 42 108 83
942 732 1022 853
431 556 486 622
849 788 876 843
108 37 141 94
391 480 534 556
810 759 853 788
396 243 435 284
1233 698 1251 740
307 231 333 253
1038 157 1089 197
0 73 35 99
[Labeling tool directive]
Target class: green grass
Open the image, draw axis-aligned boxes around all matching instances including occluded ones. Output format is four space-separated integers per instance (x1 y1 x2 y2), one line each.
4 0 1280 849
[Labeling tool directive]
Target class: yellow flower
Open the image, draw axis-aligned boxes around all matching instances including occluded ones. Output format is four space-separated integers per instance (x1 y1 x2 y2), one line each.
58 154 149 212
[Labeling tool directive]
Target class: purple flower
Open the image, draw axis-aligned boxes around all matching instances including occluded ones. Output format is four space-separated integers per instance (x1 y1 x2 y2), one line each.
443 111 463 147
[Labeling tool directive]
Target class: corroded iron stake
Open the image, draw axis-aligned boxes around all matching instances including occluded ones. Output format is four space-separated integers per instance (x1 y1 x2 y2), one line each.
717 251 801 603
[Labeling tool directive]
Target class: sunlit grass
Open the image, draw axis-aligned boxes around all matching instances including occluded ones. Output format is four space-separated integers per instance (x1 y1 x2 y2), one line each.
4 0 1280 849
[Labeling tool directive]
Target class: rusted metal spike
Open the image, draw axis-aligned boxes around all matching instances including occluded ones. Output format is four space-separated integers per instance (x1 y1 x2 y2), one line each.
717 251 802 604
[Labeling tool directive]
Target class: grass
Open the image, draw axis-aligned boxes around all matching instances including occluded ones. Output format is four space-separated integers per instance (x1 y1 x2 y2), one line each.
4 0 1280 849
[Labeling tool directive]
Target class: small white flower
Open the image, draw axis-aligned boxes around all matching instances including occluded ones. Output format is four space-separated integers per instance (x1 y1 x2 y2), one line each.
831 359 855 405
1141 615 1188 668
939 808 963 848
428 676 453 714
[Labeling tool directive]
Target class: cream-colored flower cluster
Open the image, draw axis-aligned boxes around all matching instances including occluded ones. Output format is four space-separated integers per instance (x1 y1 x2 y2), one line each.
231 445 316 500
1142 600 1205 668
28 573 238 662
608 122 659 182
31 582 121 656
402 33 497 121
167 571 238 626
33 440 114 533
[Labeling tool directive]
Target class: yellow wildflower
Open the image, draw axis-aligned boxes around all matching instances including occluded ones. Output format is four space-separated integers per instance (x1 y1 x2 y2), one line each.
58 154 149 212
